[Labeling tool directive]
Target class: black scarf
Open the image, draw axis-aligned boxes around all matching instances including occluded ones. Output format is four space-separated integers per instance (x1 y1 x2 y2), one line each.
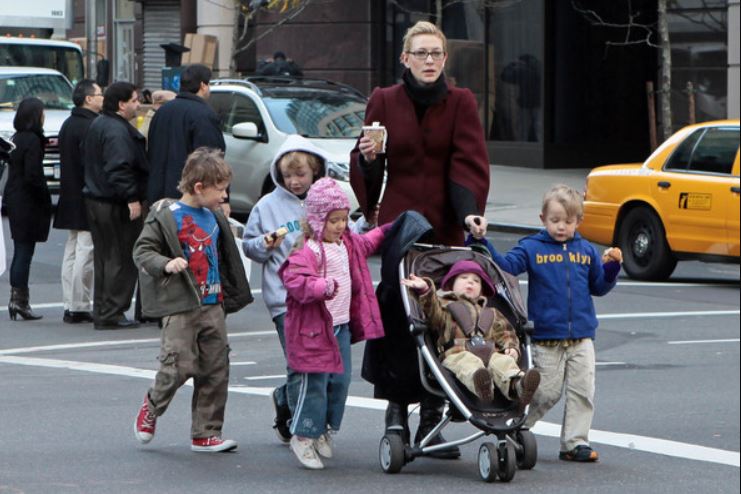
401 69 448 121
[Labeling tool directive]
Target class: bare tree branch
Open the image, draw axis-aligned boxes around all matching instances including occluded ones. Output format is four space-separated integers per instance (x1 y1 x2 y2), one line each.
571 0 659 48
232 0 313 57
666 0 726 34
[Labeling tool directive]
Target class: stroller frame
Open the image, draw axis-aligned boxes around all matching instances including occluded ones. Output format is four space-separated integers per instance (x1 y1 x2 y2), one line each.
379 244 538 482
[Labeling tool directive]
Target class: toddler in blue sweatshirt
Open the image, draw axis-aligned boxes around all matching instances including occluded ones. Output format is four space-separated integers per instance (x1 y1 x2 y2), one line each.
468 184 621 463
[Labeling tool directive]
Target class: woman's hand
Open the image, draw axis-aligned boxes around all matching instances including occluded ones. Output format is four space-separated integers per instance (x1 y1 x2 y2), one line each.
465 215 487 239
358 136 378 162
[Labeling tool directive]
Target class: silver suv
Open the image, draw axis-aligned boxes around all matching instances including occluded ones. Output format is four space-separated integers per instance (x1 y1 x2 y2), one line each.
208 76 365 217
0 67 74 192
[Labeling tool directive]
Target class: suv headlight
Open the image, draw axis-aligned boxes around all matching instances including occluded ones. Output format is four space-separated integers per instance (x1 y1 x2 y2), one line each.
327 161 350 182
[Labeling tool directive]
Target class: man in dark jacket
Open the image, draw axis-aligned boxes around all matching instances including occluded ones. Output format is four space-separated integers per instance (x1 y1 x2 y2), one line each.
83 81 148 329
55 79 102 324
146 64 228 214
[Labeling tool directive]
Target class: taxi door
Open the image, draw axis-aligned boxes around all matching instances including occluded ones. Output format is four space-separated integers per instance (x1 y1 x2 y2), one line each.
727 151 740 257
654 126 738 256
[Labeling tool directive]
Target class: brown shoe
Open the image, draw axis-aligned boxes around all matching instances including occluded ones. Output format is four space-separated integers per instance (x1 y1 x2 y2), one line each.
472 368 493 402
513 368 540 412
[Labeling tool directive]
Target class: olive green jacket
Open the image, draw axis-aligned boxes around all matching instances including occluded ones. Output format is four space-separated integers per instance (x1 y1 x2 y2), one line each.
133 198 253 318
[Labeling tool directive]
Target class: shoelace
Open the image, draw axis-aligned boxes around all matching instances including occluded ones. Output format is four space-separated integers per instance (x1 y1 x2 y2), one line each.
141 412 156 428
297 440 317 459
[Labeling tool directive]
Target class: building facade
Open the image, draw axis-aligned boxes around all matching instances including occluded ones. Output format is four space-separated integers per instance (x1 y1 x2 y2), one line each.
66 0 738 168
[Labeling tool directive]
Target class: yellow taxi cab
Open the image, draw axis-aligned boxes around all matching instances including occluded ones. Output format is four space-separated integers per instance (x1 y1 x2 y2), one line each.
579 119 740 280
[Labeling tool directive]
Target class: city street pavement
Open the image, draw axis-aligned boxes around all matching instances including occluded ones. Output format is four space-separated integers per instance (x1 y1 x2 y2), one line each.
485 165 589 232
0 165 739 493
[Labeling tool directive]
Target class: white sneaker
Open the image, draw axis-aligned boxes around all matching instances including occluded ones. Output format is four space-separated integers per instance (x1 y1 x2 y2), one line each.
314 432 334 459
290 435 324 470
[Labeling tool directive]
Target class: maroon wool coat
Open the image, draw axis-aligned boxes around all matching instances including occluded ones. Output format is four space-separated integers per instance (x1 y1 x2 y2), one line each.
350 83 490 246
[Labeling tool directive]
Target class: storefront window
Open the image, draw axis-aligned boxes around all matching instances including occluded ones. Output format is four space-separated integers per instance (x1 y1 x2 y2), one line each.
668 2 728 126
488 0 544 142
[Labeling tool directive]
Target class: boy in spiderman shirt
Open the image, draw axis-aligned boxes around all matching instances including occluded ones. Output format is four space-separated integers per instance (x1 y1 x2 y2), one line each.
132 147 253 452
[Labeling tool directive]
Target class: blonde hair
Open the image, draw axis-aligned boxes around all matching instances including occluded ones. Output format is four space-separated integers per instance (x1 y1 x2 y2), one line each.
278 151 322 176
178 147 233 194
542 184 584 219
402 21 447 54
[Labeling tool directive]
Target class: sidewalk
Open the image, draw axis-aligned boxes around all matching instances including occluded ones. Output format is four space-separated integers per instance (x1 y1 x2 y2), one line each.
485 165 590 233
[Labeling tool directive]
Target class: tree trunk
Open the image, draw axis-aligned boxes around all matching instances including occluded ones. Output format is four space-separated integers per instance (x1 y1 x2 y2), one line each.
657 0 673 140
230 1 241 76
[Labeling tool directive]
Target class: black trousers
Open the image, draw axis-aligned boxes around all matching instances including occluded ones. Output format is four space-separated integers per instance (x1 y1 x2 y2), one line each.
9 240 36 289
85 198 143 323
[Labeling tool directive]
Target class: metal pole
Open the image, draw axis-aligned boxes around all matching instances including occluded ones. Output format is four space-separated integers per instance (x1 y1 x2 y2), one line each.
687 81 696 125
86 0 97 80
646 81 658 151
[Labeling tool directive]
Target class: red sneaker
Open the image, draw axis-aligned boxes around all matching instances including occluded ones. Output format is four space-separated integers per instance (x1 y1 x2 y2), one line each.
134 397 156 444
191 436 238 453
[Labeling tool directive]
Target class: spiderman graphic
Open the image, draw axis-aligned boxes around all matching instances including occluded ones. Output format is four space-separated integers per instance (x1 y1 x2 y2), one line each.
177 214 222 302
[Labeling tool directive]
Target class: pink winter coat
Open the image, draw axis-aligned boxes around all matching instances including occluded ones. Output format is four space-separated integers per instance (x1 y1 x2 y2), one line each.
279 227 386 374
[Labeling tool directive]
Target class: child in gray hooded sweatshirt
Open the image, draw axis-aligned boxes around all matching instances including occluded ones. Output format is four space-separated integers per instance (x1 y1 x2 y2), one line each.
242 135 373 443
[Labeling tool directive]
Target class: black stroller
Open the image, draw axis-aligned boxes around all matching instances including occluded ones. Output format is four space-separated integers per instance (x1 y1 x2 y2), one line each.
378 243 538 483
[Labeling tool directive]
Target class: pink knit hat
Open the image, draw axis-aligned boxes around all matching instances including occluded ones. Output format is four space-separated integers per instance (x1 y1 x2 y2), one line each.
440 260 496 297
305 177 350 239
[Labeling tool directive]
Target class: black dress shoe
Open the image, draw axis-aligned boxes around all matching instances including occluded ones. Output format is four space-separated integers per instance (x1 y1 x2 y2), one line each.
63 310 94 324
94 318 140 330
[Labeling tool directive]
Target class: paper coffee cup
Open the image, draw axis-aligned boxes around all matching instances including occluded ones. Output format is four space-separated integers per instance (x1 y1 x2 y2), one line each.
362 122 387 154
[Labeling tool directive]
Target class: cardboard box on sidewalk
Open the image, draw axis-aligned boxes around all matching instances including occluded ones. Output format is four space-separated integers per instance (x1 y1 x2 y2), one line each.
182 33 217 69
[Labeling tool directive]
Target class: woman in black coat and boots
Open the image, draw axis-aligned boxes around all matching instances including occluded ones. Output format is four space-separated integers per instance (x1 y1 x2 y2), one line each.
3 97 53 320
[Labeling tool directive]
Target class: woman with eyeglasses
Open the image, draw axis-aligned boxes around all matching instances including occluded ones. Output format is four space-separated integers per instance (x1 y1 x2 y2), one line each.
350 21 490 459
3 97 53 320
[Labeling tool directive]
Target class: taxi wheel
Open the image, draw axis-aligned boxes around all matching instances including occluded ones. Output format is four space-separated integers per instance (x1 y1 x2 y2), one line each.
618 206 677 281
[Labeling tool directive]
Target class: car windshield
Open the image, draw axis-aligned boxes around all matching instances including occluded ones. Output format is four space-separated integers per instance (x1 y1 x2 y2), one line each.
0 73 74 111
262 91 366 138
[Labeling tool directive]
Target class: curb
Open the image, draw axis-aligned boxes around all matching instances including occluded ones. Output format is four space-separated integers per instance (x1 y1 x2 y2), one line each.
487 222 541 235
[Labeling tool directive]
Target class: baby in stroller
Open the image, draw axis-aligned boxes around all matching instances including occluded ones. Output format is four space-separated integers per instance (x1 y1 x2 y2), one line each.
402 259 540 410
378 243 540 482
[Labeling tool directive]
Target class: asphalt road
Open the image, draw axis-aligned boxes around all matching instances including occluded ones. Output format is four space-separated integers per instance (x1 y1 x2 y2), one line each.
0 223 739 494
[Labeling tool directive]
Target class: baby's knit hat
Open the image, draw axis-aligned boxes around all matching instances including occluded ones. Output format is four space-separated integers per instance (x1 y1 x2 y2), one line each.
440 259 496 297
305 177 350 240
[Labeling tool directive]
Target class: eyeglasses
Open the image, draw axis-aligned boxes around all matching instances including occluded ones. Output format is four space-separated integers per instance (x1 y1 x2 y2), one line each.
407 49 445 61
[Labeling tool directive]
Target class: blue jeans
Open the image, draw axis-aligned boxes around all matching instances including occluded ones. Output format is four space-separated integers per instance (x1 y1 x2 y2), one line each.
273 313 300 413
290 324 351 439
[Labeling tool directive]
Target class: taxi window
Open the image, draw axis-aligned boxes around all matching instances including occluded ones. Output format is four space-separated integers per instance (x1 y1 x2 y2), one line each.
688 127 739 175
664 129 703 171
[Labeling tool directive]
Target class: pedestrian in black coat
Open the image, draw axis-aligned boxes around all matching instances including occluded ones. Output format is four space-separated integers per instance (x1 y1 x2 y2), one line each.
83 82 148 329
146 64 227 212
3 97 51 320
54 79 103 324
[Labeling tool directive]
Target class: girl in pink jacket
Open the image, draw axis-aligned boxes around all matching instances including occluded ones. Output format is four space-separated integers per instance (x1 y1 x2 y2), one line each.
279 178 387 470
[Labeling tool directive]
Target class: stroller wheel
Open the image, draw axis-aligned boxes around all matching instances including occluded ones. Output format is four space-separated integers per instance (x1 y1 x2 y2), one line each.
496 441 517 482
515 430 538 470
477 442 498 482
379 434 405 474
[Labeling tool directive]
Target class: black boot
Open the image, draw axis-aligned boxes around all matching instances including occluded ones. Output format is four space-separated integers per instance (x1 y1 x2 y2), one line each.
385 401 410 445
415 396 460 459
8 287 42 321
